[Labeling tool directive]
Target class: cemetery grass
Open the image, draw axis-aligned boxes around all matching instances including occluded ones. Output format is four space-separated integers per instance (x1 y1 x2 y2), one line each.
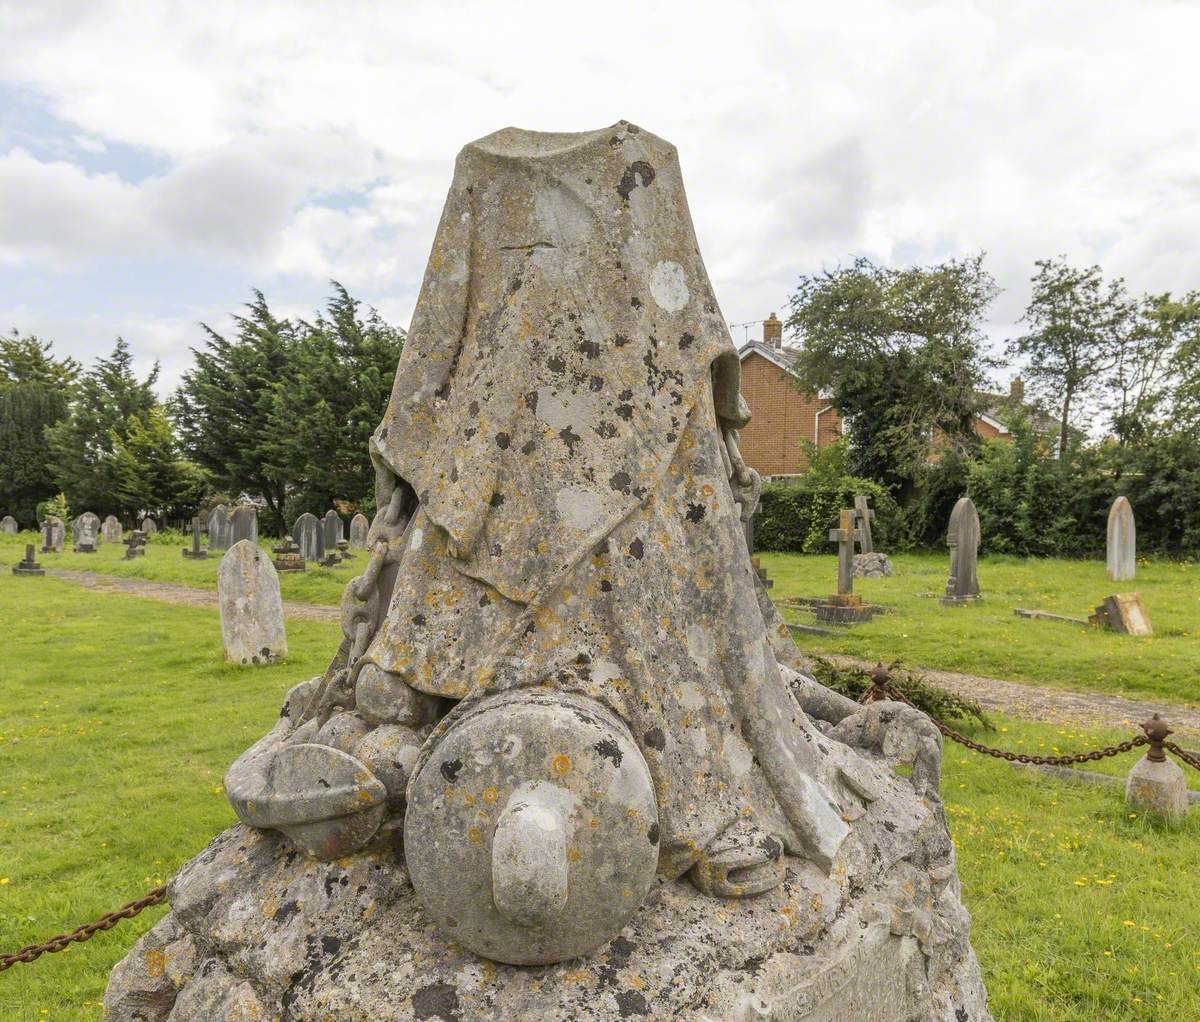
2 580 1200 1018
0 529 353 606
764 551 1200 706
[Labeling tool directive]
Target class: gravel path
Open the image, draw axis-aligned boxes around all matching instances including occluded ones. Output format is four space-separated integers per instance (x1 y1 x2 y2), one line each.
43 569 1200 737
45 568 339 623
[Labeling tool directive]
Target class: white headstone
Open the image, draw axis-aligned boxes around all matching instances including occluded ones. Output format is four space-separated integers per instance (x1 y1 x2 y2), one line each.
1106 496 1135 582
140 517 158 535
218 539 288 665
102 515 123 543
0 515 18 534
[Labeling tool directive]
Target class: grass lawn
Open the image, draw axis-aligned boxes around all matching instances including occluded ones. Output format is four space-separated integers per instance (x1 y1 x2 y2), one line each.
2 571 1199 1019
763 551 1200 706
0 529 353 606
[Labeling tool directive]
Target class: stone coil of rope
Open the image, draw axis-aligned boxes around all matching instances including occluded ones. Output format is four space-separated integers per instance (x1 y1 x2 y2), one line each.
0 885 167 972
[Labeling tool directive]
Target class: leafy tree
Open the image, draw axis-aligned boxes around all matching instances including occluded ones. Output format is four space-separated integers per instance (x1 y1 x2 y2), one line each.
44 338 172 516
267 283 405 516
0 332 79 525
786 255 997 497
1009 258 1132 457
173 292 297 534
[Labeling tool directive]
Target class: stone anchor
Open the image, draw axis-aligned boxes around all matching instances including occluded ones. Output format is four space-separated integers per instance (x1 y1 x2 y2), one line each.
106 122 991 1022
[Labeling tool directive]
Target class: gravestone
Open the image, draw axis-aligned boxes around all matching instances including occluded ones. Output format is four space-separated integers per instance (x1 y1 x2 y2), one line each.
140 517 158 536
0 515 17 534
102 515 123 543
812 510 878 624
181 517 208 560
852 494 875 554
207 505 231 551
293 512 324 562
12 544 44 576
1106 495 1135 582
941 497 981 605
123 530 147 559
40 516 64 553
322 510 343 554
231 505 258 545
218 539 287 666
1090 593 1153 636
106 122 991 1022
349 512 370 549
272 537 305 573
73 511 102 548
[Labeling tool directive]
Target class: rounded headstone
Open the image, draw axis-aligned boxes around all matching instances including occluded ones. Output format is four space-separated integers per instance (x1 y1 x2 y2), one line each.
101 515 123 543
0 515 18 534
230 505 258 545
217 539 288 665
293 512 324 562
73 511 102 547
348 512 370 549
405 689 659 965
207 504 230 550
1106 495 1136 582
322 509 343 550
140 517 158 535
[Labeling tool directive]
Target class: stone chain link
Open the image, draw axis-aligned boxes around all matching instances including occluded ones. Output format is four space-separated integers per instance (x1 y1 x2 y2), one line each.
860 675 1152 767
0 886 167 973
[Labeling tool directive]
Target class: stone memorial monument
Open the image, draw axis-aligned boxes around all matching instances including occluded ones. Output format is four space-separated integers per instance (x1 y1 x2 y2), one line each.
123 530 147 559
217 539 288 665
271 536 305 573
322 508 343 551
1090 592 1153 636
813 508 878 623
349 511 369 548
941 497 981 605
105 122 991 1022
1106 495 1135 582
292 511 324 562
230 505 258 545
102 515 123 543
181 517 207 559
72 511 102 549
852 494 893 578
12 544 44 576
0 514 17 534
140 517 158 536
40 516 64 554
207 505 231 551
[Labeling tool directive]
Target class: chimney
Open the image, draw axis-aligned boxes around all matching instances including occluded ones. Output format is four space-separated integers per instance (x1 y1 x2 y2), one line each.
763 312 782 350
1010 377 1025 401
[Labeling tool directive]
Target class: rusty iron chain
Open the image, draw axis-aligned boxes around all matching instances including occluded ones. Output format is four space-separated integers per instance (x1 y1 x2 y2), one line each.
0 885 167 973
862 678 1151 767
1165 741 1200 774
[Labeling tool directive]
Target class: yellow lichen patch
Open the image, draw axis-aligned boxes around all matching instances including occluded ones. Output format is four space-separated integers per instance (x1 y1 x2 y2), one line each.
262 898 279 919
567 846 582 863
468 826 483 844
563 968 591 985
482 786 498 804
143 948 167 979
551 754 572 777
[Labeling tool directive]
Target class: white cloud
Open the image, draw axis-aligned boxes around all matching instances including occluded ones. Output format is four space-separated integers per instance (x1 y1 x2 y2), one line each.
0 0 1198 376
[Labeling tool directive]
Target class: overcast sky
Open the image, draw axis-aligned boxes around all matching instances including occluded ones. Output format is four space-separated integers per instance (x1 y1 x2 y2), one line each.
2 0 1198 396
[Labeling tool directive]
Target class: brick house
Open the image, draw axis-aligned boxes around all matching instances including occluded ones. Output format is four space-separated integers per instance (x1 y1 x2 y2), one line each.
735 314 1043 478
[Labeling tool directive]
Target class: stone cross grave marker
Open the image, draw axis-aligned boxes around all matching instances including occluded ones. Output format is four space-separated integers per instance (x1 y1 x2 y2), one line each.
941 497 981 605
218 539 288 665
1 515 17 534
123 530 147 559
349 513 369 549
207 505 230 551
182 516 208 559
231 505 258 545
41 516 64 553
101 515 123 543
852 495 875 554
1106 496 1135 582
829 508 862 596
12 543 44 576
293 512 323 562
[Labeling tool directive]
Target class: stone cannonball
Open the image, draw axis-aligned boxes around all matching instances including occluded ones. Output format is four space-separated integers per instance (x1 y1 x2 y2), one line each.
404 689 660 965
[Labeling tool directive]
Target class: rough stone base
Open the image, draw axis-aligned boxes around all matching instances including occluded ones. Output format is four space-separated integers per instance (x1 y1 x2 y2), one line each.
105 750 991 1022
853 552 893 578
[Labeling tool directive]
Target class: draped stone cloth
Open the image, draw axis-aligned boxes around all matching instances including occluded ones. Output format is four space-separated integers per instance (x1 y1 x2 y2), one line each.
366 122 848 876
